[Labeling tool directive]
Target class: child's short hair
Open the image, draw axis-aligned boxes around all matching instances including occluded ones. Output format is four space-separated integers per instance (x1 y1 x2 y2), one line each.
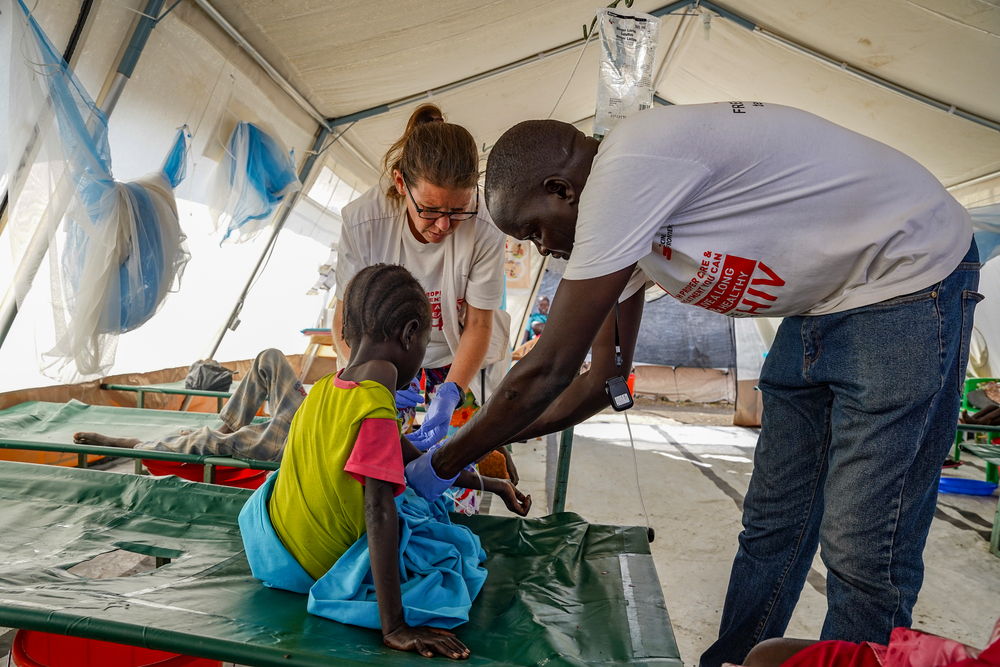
342 264 431 347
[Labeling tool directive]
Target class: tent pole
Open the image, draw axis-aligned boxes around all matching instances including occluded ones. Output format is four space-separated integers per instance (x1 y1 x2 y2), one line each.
513 256 550 349
204 124 331 360
0 0 166 353
191 0 329 131
686 1 1000 133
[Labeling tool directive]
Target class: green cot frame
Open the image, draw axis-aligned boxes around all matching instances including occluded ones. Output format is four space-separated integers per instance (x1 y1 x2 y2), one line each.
101 380 235 411
0 461 682 666
953 423 1000 557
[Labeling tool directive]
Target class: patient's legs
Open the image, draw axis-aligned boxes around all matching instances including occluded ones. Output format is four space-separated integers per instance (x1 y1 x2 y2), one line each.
73 350 304 460
73 433 140 448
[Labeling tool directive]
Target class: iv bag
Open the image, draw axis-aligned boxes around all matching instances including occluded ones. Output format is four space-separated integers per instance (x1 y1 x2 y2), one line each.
594 8 660 138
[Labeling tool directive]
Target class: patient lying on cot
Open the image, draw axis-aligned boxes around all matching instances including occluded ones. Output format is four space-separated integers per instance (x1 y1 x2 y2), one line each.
73 347 306 461
239 264 531 660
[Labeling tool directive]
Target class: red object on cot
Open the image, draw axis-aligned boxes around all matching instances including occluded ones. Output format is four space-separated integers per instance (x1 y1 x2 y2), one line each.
781 640 881 667
12 630 221 667
142 460 267 489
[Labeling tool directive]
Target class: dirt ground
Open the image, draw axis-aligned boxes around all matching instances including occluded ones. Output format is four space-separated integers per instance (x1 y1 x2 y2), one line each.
632 395 738 426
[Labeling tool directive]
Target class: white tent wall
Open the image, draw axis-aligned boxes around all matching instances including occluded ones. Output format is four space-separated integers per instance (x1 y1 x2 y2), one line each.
0 0 331 391
199 0 674 120
200 0 1000 190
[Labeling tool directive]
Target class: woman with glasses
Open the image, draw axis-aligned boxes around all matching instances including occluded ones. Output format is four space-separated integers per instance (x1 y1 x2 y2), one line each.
332 105 513 496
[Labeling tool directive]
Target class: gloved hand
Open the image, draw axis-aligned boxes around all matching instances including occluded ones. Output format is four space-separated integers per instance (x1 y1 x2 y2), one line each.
394 377 423 411
405 381 462 451
405 450 460 501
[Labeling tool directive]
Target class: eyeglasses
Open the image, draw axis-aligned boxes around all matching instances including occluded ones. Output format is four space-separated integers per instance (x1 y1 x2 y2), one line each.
402 177 479 222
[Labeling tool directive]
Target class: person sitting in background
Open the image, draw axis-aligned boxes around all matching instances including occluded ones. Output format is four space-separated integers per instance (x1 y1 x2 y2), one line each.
240 264 530 660
523 296 549 343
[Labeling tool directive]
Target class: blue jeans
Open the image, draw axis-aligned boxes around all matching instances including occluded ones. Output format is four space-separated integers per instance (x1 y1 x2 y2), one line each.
700 241 982 667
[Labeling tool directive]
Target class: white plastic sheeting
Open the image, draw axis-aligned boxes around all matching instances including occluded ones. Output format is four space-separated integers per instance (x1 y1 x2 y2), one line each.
0 0 323 392
3 1 191 379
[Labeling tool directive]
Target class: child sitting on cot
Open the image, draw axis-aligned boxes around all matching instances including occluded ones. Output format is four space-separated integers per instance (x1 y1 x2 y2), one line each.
726 616 1000 667
239 264 531 660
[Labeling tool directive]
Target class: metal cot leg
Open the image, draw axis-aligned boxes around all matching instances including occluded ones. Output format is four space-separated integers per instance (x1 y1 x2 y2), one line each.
551 427 574 514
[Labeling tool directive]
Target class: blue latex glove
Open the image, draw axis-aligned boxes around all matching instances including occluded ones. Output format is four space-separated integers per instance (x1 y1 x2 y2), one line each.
394 379 423 411
405 450 459 502
405 381 462 451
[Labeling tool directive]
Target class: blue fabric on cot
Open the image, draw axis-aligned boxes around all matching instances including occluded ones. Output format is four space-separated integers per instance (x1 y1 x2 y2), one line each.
239 472 487 630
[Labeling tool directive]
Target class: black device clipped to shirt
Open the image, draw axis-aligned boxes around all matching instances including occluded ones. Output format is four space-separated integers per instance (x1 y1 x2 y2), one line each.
604 302 634 411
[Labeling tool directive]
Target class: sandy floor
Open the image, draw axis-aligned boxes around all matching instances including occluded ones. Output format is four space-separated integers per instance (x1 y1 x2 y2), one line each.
491 401 1000 666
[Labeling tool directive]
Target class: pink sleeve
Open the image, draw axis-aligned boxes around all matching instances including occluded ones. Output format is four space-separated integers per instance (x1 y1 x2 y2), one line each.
344 418 405 496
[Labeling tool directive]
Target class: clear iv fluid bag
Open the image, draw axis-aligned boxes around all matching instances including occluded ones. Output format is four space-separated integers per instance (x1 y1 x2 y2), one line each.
594 8 661 138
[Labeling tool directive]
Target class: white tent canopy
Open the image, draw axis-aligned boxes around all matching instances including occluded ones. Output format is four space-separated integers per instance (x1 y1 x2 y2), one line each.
197 0 1000 193
1 0 998 392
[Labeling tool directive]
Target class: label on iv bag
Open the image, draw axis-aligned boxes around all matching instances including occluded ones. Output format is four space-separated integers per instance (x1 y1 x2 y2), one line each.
594 8 660 138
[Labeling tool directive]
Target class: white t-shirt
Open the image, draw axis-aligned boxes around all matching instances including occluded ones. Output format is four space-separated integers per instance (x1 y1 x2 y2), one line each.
399 220 451 367
337 185 506 369
562 102 972 317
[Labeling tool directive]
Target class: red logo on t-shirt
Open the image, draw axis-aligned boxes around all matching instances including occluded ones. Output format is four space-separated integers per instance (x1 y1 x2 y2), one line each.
669 251 785 315
427 291 443 330
653 228 674 260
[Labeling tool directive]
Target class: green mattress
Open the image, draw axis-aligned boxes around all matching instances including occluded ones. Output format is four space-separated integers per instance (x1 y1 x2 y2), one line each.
0 461 681 666
0 400 275 470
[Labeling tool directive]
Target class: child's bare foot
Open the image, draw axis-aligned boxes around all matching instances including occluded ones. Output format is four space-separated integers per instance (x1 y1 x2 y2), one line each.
73 432 141 449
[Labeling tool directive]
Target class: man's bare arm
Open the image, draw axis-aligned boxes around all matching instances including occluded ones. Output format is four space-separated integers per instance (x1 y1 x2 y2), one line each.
502 286 644 442
432 265 638 478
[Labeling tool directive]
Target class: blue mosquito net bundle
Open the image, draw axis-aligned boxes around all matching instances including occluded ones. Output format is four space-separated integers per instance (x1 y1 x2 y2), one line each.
213 121 300 243
2 0 190 378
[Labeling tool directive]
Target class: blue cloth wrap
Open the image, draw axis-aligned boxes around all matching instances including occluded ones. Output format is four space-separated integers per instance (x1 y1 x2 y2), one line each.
239 472 487 630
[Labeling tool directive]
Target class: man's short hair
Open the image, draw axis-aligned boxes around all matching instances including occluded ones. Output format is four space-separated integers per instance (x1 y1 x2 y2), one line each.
485 120 577 218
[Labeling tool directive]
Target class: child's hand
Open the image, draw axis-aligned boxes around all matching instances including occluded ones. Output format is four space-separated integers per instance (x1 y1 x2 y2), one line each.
383 625 470 659
501 447 519 486
488 478 532 516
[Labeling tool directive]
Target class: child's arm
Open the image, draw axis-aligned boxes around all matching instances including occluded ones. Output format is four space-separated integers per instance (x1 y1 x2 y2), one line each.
364 477 471 660
453 471 532 516
401 435 531 515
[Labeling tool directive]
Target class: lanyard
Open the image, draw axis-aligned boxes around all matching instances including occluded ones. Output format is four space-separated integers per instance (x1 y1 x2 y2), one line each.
614 302 623 369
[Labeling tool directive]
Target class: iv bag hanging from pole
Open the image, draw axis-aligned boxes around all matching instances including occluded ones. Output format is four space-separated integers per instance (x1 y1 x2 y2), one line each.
594 8 660 139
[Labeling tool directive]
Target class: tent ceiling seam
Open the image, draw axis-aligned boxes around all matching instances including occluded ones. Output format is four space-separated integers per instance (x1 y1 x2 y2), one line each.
948 168 1000 192
752 27 1000 132
323 0 999 135
191 0 331 130
694 0 1000 132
